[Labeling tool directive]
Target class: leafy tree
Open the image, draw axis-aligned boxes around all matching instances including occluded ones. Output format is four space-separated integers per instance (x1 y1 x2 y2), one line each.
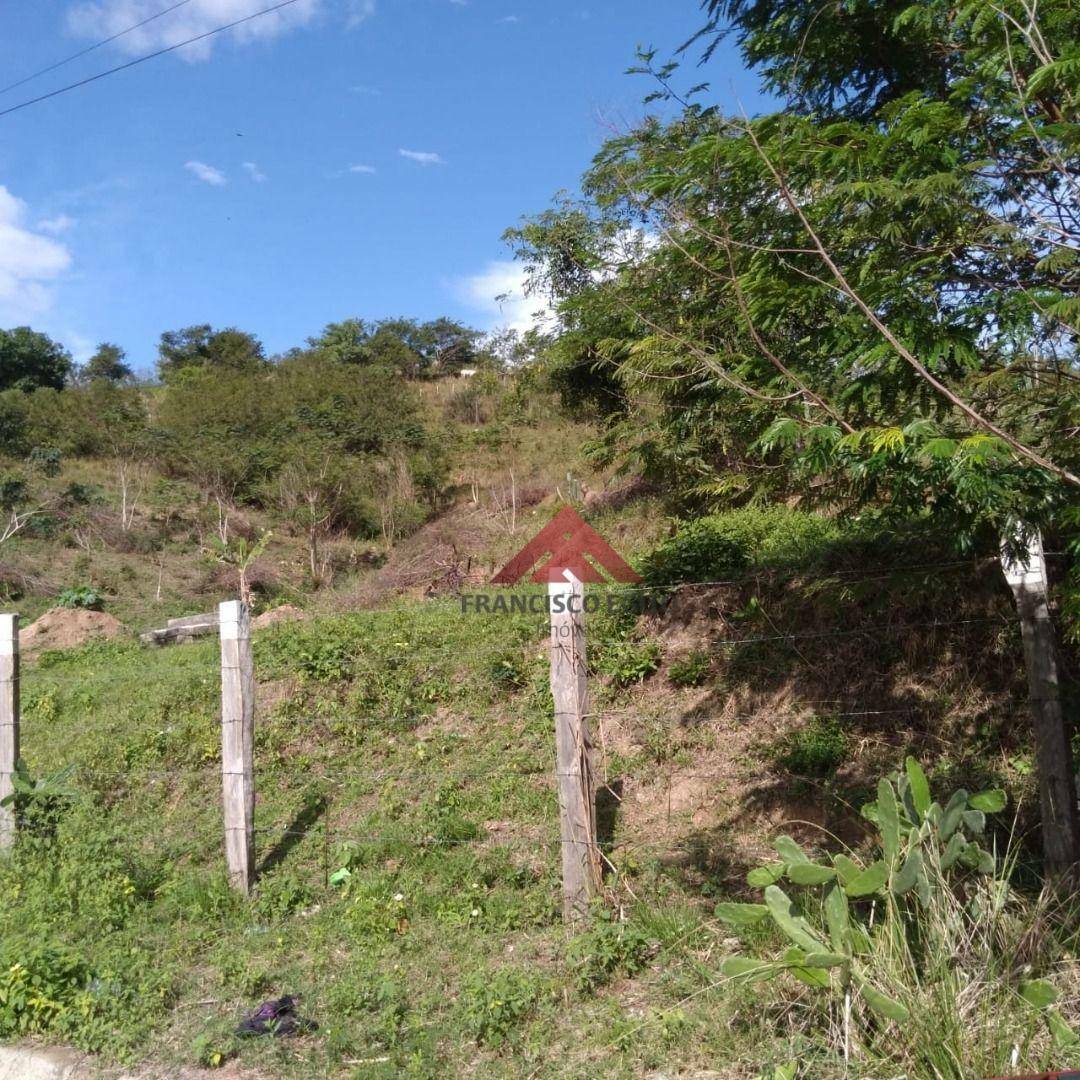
306 317 485 377
307 319 369 364
513 0 1080 872
364 319 426 377
91 385 152 531
411 317 484 375
0 392 28 456
156 325 266 383
80 343 133 384
156 354 434 547
0 327 72 393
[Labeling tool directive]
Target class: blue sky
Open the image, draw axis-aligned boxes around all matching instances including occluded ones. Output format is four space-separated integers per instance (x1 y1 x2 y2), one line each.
0 0 766 373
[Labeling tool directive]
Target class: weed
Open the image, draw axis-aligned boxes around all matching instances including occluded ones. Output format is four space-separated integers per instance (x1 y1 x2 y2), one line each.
56 585 105 610
770 715 849 778
642 506 842 585
459 968 545 1047
668 650 711 687
715 759 1075 1077
566 918 652 993
595 640 662 687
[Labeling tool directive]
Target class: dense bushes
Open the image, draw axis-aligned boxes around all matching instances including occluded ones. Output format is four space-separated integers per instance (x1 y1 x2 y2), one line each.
641 506 844 584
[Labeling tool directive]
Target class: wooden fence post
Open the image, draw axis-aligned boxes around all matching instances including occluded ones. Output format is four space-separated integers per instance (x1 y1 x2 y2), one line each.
0 614 18 850
220 600 255 892
548 572 602 921
1001 529 1080 878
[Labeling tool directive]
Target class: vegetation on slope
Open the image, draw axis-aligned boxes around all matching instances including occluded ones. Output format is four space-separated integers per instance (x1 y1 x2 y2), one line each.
1 509 1077 1076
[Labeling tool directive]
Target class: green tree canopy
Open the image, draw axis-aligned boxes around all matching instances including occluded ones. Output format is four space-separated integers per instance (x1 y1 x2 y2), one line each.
156 325 266 383
511 0 1080 541
306 317 485 377
0 327 73 393
307 318 369 364
80 342 133 384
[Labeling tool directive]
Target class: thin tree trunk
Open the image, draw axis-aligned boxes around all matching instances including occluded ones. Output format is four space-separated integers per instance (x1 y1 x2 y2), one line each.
309 528 319 584
1001 528 1080 882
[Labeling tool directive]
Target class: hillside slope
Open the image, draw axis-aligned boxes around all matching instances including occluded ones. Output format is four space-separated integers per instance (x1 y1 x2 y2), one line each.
3 508 1074 1076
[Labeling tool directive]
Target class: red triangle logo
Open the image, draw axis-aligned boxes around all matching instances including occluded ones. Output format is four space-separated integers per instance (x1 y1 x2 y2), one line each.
492 506 641 585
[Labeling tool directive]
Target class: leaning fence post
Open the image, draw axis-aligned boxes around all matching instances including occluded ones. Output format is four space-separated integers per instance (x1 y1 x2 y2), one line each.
220 600 254 892
0 614 19 850
548 572 602 921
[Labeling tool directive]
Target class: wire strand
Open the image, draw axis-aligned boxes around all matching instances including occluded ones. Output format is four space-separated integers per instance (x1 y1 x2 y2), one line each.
0 0 306 120
0 0 197 97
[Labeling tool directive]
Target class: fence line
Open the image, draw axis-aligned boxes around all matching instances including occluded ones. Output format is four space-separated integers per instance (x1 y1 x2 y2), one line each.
0 554 1060 918
13 613 1019 685
0 703 996 735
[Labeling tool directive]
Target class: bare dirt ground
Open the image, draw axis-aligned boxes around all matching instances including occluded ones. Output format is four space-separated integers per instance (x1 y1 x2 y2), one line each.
20 608 129 655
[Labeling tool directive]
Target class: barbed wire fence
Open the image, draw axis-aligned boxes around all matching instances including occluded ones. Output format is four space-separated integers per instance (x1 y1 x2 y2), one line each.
0 559 1064 919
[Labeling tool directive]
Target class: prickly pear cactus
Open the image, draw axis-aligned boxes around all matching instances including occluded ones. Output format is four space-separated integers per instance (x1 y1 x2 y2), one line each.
715 757 1007 1025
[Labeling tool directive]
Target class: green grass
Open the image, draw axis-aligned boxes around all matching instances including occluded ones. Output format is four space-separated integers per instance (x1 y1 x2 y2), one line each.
1 601 779 1076
1 548 1075 1076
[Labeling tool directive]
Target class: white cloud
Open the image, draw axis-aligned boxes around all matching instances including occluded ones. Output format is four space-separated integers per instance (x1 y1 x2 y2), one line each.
455 260 554 335
35 214 76 235
349 84 381 96
399 148 445 166
0 186 73 324
497 14 520 23
65 0 324 62
242 161 267 182
349 164 377 174
346 0 376 28
185 160 227 185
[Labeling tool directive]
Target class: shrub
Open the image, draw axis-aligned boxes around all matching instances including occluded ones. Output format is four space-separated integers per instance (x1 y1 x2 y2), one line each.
566 919 652 993
57 585 104 611
0 944 93 1038
715 759 1077 1077
459 968 544 1046
770 715 849 778
668 650 712 687
487 653 529 693
641 506 842 585
595 640 662 687
0 759 76 836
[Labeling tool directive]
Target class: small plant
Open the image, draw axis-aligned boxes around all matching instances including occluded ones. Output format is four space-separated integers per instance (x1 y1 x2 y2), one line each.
191 1030 236 1069
596 640 662 687
566 918 652 993
459 968 543 1047
715 758 1076 1075
0 945 92 1038
668 650 711 687
487 654 528 692
770 715 849 778
57 585 104 611
0 758 77 836
204 530 272 608
641 507 842 585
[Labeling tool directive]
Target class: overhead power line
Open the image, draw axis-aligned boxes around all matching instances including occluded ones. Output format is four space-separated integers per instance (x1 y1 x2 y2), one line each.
0 0 306 121
0 0 197 97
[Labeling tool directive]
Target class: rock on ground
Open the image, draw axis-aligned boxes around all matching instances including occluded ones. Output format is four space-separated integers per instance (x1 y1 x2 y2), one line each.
0 1045 88 1080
